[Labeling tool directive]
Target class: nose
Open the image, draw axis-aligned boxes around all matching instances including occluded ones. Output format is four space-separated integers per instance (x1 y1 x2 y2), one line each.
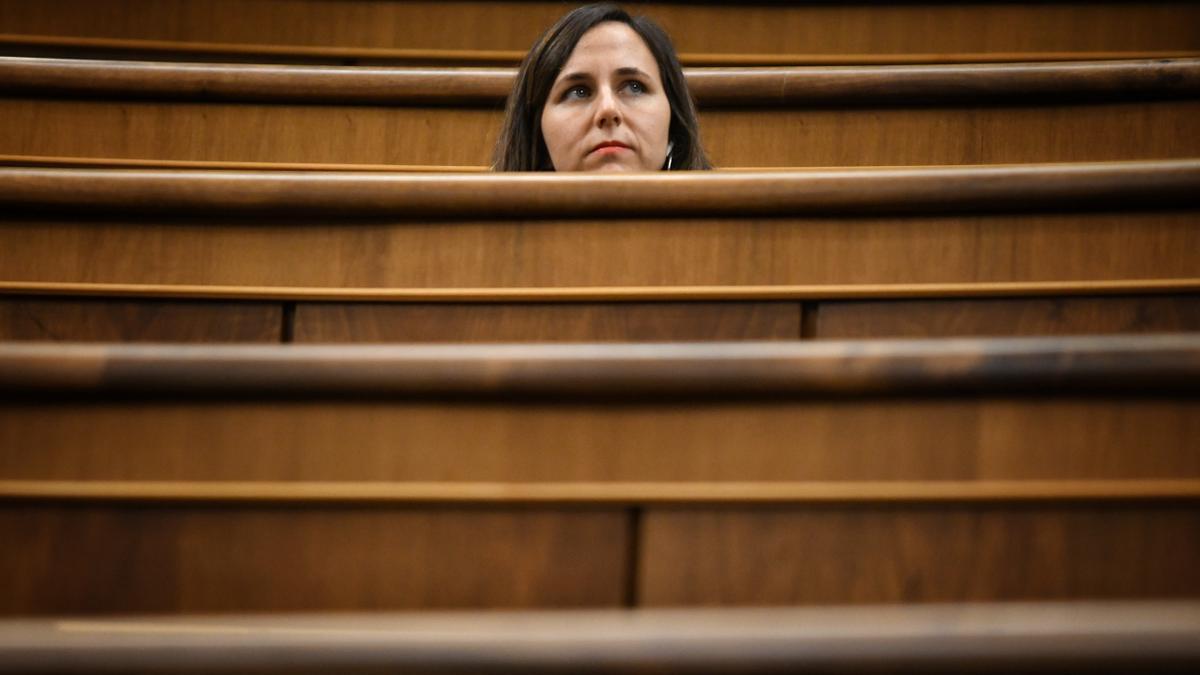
593 86 621 129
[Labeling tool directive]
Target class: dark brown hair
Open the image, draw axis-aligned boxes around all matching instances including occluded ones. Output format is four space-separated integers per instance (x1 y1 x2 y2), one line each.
492 3 711 171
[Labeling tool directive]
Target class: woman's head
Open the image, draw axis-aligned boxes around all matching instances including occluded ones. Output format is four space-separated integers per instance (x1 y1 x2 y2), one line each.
493 3 711 172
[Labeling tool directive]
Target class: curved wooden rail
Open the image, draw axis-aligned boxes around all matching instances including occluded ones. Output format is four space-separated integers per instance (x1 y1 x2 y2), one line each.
1 602 1197 673
1 160 1196 218
5 33 1198 67
2 335 1198 397
2 479 1198 506
4 279 1198 303
1 56 1197 106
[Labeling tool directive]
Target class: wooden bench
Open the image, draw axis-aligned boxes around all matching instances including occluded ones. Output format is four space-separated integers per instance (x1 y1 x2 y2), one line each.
2 336 1197 613
1 162 1196 342
1 57 1196 167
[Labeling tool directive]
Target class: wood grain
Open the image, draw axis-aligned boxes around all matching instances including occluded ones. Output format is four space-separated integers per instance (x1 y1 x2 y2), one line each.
0 1 1195 56
639 505 1200 605
293 302 801 343
0 504 627 615
0 98 1195 167
813 295 1200 338
0 297 281 342
2 211 1195 290
3 398 1196 482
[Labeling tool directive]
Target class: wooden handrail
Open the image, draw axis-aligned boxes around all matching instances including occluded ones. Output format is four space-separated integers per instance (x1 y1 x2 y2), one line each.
1 602 1197 673
1 160 1196 218
2 335 1198 397
4 33 1198 67
2 479 1198 506
3 279 1198 302
1 56 1196 106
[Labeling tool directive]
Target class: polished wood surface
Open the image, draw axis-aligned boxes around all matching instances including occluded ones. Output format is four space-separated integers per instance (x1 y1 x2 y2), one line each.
3 398 1195 483
639 505 1200 605
7 101 1181 171
294 302 800 343
3 336 1198 397
0 297 280 342
3 211 1193 289
1 1 1196 57
813 295 1200 338
4 33 1199 67
6 57 1196 105
4 99 1194 167
1 57 1196 167
0 154 487 173
4 280 1197 303
2 602 1199 673
4 479 1198 506
2 162 1194 216
0 504 627 615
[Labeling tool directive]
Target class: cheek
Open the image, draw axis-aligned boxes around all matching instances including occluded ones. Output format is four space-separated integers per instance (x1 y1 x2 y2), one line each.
541 109 580 160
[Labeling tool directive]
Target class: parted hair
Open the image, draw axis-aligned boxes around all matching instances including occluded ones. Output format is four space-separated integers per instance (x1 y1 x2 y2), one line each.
492 3 711 171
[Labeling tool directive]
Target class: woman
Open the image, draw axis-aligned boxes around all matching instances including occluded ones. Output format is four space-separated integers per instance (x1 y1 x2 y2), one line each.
493 3 711 172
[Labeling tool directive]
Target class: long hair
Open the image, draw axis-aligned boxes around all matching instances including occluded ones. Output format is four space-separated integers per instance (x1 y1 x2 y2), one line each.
492 3 711 171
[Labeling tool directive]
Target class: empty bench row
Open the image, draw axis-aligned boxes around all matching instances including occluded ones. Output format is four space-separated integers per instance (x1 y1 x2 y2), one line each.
1 336 1198 613
1 162 1196 290
1 57 1197 167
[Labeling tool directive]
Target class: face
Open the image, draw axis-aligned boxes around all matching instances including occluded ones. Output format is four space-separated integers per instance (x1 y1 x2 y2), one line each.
540 22 672 172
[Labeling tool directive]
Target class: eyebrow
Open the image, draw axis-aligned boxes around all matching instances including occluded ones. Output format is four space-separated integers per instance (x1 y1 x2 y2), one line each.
557 67 651 84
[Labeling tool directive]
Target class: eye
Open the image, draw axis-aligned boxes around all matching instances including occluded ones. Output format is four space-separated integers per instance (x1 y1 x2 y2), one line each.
623 80 647 95
562 84 591 101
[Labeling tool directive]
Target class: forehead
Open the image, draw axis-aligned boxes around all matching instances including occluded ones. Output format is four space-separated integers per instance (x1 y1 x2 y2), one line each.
557 21 661 80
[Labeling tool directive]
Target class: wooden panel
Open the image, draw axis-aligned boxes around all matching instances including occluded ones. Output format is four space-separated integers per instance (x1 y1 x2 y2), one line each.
699 102 1200 168
0 100 500 167
1 211 1195 289
814 295 1200 338
294 302 800 342
0 99 1196 167
0 503 627 615
3 399 1196 482
0 297 281 341
0 1 1195 56
639 505 1200 605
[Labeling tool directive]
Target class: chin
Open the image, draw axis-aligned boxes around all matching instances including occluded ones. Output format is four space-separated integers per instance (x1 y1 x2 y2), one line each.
587 160 643 173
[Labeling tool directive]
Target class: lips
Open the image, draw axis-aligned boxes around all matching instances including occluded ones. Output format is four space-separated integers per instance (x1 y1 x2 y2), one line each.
589 141 632 155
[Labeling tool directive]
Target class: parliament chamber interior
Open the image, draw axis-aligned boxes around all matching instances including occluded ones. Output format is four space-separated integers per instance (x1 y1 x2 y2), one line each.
0 1 1198 672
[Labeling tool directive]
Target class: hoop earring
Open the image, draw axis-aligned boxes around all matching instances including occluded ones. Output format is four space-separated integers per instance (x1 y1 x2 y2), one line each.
665 153 673 170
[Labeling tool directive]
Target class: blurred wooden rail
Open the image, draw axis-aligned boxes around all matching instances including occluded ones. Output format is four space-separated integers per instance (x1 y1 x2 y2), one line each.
2 57 1197 166
3 479 1200 505
1 602 1198 674
5 57 1197 105
4 335 1200 397
5 33 1200 67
